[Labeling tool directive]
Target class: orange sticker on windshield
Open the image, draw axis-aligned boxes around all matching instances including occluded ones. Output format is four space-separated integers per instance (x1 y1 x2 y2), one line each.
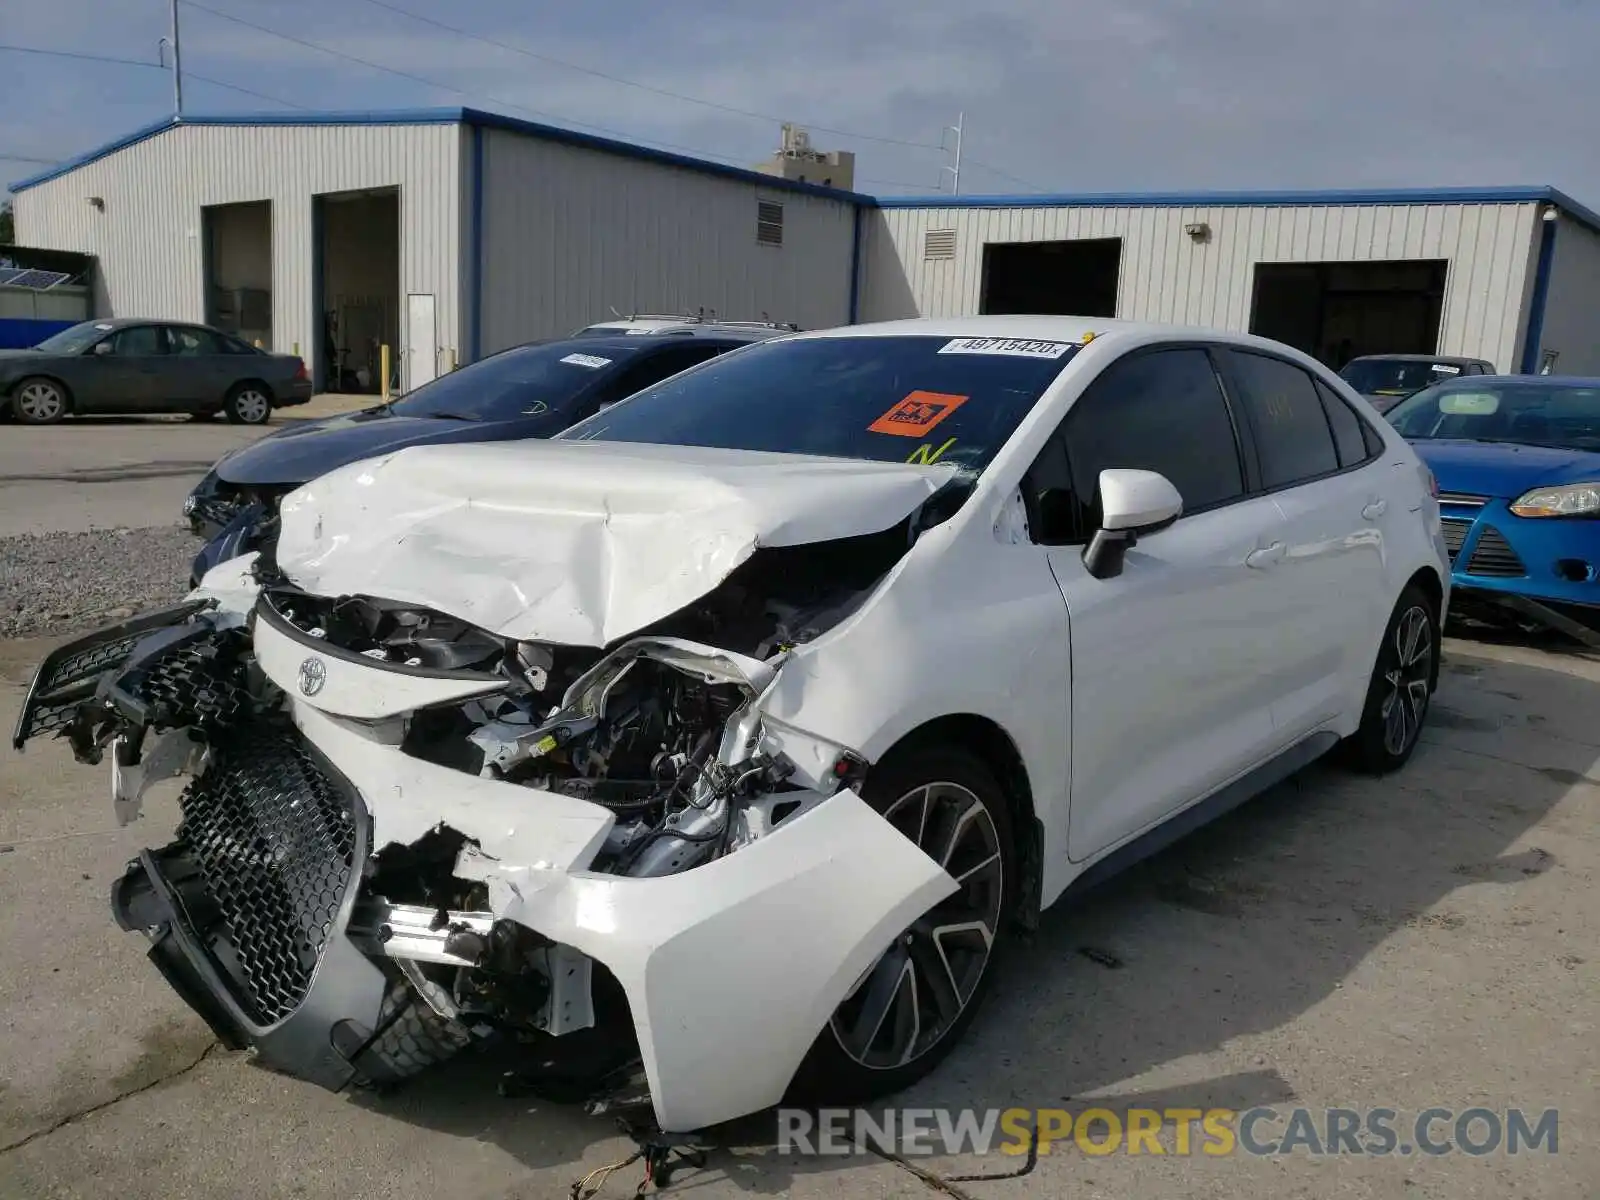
868 391 969 437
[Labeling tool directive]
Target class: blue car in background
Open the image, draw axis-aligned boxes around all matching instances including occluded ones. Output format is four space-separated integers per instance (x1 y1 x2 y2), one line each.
184 327 774 585
1386 375 1600 645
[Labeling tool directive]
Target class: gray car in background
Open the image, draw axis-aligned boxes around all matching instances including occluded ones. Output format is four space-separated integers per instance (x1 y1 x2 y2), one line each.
1339 353 1496 414
0 318 312 425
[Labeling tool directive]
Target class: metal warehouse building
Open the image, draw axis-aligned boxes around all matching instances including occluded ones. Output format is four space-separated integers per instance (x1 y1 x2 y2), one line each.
10 107 1600 389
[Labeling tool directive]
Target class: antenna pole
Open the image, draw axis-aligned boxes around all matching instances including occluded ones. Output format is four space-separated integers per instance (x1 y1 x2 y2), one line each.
940 112 963 195
169 0 183 114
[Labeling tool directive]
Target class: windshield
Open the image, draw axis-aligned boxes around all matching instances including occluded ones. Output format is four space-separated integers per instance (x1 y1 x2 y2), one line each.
1341 358 1464 396
33 321 111 355
388 341 623 421
557 334 1082 471
1387 381 1600 450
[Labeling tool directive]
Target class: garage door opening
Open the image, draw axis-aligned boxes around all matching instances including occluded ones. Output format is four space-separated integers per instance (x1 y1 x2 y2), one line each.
1250 260 1447 371
980 238 1121 317
314 187 400 393
202 201 272 348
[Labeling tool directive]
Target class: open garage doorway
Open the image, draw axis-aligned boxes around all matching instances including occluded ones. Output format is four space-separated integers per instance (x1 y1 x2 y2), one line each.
314 187 399 393
203 201 272 348
980 238 1121 317
1250 259 1447 371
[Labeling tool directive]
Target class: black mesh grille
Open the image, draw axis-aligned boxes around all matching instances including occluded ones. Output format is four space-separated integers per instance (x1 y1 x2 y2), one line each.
1441 518 1472 562
176 725 360 1026
1466 525 1526 578
122 632 250 731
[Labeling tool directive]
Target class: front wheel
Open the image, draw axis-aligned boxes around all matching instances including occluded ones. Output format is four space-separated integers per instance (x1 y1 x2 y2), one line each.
224 383 273 425
786 746 1015 1106
1343 583 1439 774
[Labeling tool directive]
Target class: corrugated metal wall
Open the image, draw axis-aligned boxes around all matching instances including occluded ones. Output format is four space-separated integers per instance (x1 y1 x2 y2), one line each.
861 201 1542 371
1536 217 1600 376
12 122 462 378
477 129 856 351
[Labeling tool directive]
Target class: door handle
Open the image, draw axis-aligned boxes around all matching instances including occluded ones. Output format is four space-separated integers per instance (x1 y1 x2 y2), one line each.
1246 542 1286 569
1362 498 1388 520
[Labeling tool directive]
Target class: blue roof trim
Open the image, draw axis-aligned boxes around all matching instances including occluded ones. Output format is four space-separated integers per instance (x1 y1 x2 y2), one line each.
7 106 865 202
11 108 1599 237
873 185 1600 235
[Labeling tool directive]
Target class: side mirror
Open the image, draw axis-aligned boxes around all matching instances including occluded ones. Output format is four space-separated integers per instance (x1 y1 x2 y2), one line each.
1082 468 1183 580
92 340 114 356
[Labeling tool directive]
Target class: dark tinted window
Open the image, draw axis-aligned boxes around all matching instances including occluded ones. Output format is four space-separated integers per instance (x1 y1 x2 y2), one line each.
1061 347 1245 528
560 334 1084 474
1229 351 1339 487
1314 379 1371 467
167 326 226 356
605 345 726 399
388 341 641 422
109 326 165 356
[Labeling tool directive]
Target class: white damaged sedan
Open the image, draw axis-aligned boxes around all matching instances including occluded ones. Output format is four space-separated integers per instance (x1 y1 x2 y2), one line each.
12 317 1449 1137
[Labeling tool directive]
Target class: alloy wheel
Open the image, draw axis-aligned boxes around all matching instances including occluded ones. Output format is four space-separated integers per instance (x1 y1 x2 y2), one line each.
1381 605 1432 756
829 781 1004 1070
17 381 64 422
232 389 271 424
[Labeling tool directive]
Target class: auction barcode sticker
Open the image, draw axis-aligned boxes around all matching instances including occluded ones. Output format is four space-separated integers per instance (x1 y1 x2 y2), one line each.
560 353 613 368
938 337 1077 359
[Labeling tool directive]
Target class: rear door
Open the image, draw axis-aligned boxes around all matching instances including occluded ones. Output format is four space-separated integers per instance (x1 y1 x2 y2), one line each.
162 325 234 408
1033 343 1293 861
1215 347 1392 737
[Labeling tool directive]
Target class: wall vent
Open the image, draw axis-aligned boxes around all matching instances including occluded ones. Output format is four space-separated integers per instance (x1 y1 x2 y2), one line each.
924 228 957 260
757 201 784 246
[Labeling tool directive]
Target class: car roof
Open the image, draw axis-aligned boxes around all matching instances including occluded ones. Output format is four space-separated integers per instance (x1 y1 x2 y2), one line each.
781 314 1341 359
576 322 787 341
1346 353 1480 362
502 330 771 358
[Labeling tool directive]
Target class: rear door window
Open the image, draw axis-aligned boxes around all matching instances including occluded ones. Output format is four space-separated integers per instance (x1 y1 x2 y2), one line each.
1226 351 1341 488
1314 380 1375 468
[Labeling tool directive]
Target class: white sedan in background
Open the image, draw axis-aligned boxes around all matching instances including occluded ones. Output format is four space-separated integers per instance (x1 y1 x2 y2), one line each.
13 316 1448 1138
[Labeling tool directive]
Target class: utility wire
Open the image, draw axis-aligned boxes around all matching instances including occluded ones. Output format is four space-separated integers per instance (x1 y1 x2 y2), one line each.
350 0 944 152
178 0 774 166
0 43 159 70
185 70 312 110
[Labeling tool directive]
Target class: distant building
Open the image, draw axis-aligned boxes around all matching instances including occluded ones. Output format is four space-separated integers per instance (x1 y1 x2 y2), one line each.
752 125 856 192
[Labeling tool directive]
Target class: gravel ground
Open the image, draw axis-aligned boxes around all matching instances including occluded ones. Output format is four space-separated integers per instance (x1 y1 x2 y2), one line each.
0 524 198 638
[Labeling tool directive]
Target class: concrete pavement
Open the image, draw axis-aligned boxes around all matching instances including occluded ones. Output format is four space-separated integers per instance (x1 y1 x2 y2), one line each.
0 631 1594 1199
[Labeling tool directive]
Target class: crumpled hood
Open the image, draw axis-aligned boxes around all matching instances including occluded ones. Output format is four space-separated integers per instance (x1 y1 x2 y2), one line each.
215 407 532 487
1411 438 1600 499
274 439 960 646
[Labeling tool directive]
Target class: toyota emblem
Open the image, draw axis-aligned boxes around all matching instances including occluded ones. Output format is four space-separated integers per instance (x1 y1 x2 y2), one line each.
297 657 327 696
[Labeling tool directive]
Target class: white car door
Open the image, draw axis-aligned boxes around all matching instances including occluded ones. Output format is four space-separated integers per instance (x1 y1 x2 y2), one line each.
1024 344 1292 863
1216 348 1392 737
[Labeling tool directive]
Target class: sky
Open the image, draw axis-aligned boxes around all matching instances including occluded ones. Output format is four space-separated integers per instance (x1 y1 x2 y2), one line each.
4 0 1600 202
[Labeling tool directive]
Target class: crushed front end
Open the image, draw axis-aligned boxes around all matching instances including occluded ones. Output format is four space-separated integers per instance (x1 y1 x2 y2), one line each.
13 539 955 1134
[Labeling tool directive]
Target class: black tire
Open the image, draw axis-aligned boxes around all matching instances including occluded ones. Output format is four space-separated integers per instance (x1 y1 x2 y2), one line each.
1342 583 1440 774
348 975 472 1089
785 745 1016 1106
224 382 273 425
12 376 69 425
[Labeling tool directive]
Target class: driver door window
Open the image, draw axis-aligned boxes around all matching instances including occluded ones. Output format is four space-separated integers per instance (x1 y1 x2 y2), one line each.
1053 346 1248 538
86 325 167 408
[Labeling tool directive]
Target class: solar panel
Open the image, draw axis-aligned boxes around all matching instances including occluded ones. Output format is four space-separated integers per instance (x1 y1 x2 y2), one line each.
7 269 73 290
0 267 27 286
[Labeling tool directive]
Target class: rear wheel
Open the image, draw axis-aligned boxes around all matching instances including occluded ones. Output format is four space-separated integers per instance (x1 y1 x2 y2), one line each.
13 377 68 424
787 746 1015 1105
1343 583 1439 774
224 383 272 425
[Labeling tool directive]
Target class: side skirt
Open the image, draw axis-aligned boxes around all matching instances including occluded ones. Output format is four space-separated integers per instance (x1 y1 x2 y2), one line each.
1055 731 1340 905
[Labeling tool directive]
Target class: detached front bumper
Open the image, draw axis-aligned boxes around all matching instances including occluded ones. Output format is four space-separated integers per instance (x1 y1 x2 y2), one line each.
17 602 959 1135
